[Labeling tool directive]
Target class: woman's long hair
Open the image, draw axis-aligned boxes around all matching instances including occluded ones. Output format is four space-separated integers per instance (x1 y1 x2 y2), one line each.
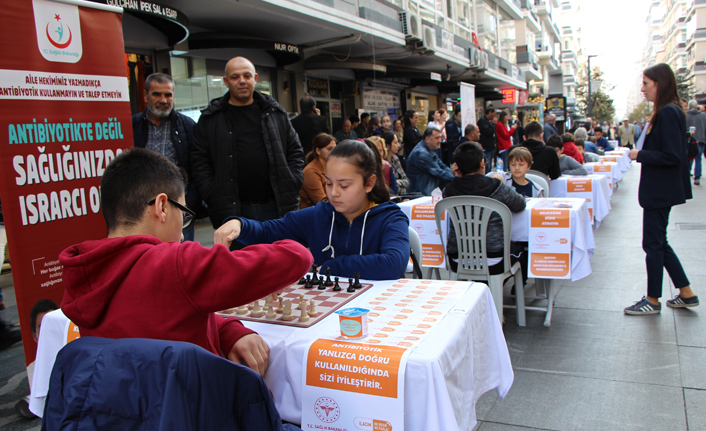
328 140 390 204
644 63 684 124
305 133 336 164
402 110 416 128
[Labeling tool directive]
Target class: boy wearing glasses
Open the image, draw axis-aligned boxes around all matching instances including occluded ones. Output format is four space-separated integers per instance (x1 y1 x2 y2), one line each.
58 148 312 375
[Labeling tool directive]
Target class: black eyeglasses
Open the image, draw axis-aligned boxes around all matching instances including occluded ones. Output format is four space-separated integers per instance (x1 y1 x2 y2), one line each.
147 197 196 229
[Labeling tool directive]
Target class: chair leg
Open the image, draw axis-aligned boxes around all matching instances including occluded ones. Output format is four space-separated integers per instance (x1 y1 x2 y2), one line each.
433 268 441 280
544 279 555 327
514 271 526 327
488 275 504 327
425 268 434 279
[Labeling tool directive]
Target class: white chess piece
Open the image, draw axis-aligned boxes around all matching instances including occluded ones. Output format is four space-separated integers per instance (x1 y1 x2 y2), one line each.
250 300 264 318
298 306 310 322
308 299 319 317
276 297 284 313
282 299 294 321
235 304 248 315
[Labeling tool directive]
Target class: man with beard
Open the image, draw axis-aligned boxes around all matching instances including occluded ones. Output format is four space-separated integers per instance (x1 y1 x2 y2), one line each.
132 73 200 241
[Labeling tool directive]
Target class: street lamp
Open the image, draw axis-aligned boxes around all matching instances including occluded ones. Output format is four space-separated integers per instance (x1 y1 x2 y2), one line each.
587 54 599 118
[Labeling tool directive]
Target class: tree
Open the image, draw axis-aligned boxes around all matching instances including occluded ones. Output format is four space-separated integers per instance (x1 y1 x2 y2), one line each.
627 100 651 123
575 66 617 123
676 73 695 103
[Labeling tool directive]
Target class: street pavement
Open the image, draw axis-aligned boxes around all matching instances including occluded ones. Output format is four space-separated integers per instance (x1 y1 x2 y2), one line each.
1 161 705 430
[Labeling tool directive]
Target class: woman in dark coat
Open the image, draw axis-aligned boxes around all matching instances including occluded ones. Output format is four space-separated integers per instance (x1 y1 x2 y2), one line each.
624 63 699 315
402 110 422 159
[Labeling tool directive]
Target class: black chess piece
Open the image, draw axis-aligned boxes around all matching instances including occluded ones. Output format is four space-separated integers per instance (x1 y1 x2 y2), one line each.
304 274 314 289
352 272 362 289
347 278 356 293
311 265 319 280
332 277 341 291
324 267 334 287
318 276 326 290
298 276 307 285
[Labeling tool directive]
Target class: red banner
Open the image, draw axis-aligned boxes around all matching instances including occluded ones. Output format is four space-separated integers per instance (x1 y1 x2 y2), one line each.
0 0 133 364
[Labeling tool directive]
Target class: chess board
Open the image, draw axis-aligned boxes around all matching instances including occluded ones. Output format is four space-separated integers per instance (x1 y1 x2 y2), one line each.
217 279 374 328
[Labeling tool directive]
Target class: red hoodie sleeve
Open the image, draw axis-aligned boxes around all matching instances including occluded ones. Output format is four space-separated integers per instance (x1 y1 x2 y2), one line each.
176 239 313 314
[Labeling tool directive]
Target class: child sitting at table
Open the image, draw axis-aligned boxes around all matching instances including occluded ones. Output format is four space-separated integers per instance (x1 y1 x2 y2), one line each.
489 147 544 197
214 140 410 280
546 135 589 176
576 139 601 163
60 149 312 376
444 142 526 275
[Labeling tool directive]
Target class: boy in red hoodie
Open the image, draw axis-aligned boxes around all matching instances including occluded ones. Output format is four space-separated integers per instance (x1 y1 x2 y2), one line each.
59 149 312 375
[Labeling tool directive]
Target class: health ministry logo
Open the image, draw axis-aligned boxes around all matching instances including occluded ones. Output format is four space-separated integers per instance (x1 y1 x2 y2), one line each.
33 0 83 63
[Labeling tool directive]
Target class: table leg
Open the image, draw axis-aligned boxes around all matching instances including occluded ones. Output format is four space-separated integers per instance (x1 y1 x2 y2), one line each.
543 279 555 327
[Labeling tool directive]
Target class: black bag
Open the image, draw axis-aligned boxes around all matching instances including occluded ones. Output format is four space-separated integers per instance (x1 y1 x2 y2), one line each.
688 136 699 160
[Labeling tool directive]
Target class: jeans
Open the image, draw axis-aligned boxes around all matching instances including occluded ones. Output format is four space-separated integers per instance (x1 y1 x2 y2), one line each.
498 150 509 172
483 150 494 173
182 224 195 242
643 207 690 298
689 142 706 179
229 200 279 251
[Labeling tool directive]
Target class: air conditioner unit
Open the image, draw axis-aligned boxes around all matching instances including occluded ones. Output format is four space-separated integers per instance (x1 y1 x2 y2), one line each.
399 11 422 42
421 26 436 54
469 46 489 71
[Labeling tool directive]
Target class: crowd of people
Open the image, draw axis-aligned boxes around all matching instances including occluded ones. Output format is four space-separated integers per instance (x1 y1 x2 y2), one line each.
2 56 703 428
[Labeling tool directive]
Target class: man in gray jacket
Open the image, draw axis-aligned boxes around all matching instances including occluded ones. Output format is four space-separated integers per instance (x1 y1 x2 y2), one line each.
687 100 706 185
546 135 588 176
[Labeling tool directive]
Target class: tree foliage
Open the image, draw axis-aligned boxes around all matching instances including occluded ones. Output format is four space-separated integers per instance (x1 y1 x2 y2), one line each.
627 100 651 123
575 66 617 123
676 73 695 103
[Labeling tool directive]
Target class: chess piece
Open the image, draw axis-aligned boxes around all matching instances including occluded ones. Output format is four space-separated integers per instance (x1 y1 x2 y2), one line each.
298 276 307 285
250 300 264 317
332 277 341 291
318 276 326 290
352 272 362 289
235 304 249 315
308 299 319 317
248 302 254 310
311 265 319 281
264 296 273 312
299 294 307 311
347 278 356 293
266 302 277 319
298 307 310 322
304 275 314 289
324 267 334 286
282 300 294 321
277 296 284 313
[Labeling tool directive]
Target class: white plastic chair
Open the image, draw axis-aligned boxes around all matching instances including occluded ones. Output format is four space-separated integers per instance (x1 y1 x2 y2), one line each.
435 196 526 326
408 226 423 279
526 171 550 196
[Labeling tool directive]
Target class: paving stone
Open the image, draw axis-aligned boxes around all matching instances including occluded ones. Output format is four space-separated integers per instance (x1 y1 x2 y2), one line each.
675 315 706 347
485 371 686 431
516 333 680 386
679 346 706 390
475 389 499 422
684 389 706 430
479 423 557 431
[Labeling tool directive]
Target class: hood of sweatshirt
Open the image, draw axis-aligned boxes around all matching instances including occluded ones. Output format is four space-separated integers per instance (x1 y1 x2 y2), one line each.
59 235 165 328
521 138 547 157
443 174 501 198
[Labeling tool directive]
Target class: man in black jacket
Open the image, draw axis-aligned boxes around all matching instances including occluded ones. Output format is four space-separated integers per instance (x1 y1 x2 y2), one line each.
477 107 497 173
291 95 329 155
517 121 561 179
190 57 304 236
132 73 200 241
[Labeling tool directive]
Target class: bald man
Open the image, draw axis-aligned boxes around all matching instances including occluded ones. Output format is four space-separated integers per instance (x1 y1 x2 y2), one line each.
191 57 304 247
334 119 357 142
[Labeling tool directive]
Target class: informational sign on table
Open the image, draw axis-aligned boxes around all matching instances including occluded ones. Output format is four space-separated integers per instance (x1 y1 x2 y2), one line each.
302 280 472 430
399 198 446 268
528 201 572 279
0 0 132 366
565 178 593 222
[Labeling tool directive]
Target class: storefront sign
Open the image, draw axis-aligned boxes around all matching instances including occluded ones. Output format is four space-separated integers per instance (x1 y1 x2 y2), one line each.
307 77 329 97
0 0 133 365
363 88 400 111
330 103 342 118
502 89 517 104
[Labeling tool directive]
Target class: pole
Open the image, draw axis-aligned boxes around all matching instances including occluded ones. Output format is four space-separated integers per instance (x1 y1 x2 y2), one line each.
587 56 592 118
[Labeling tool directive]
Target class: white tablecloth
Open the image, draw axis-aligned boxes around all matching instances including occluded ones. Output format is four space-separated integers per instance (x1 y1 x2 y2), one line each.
29 282 514 431
510 198 595 281
600 153 630 173
549 175 612 227
584 162 622 187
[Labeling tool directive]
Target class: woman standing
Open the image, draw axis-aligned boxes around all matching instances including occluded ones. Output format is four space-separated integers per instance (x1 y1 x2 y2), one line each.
382 131 409 195
495 111 516 171
299 133 336 208
393 119 404 146
402 110 422 162
624 63 698 315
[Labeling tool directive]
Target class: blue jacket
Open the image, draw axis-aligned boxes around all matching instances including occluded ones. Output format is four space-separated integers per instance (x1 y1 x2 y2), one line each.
237 201 409 280
406 141 454 195
595 137 613 151
637 104 692 209
43 337 284 431
584 141 599 154
543 122 559 142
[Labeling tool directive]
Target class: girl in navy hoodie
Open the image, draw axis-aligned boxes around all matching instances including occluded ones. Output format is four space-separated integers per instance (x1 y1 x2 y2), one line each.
214 140 410 280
